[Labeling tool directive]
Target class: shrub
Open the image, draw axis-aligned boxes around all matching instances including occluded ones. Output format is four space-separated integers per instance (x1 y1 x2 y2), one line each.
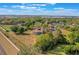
6 30 10 32
17 26 25 34
35 32 57 53
55 29 67 44
65 44 79 55
11 26 26 34
11 26 18 32
65 32 76 44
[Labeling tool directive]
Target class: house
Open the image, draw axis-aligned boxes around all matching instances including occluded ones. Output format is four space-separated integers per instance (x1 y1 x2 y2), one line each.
32 27 43 35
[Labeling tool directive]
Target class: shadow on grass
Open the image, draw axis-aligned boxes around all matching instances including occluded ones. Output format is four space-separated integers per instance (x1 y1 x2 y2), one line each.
16 33 30 35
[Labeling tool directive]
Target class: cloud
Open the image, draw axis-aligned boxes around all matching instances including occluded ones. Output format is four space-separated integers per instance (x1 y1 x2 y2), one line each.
11 4 46 12
12 5 25 9
12 5 37 10
0 4 79 16
0 8 13 12
25 6 37 9
36 7 79 16
47 7 78 16
0 8 15 15
11 3 53 10
31 4 47 6
54 7 64 10
19 6 25 9
31 3 56 7
53 7 78 11
49 3 56 5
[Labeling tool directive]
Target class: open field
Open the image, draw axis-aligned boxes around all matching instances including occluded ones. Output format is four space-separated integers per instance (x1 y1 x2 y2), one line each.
0 25 37 54
8 31 36 46
0 25 37 46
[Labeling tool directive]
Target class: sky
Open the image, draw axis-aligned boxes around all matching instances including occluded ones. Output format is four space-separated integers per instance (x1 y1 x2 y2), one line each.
0 3 79 16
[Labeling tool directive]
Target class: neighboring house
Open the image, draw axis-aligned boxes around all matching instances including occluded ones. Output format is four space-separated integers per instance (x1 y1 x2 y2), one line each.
32 27 43 35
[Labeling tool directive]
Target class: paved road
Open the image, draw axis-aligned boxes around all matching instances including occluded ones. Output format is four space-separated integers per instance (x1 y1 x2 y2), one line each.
0 44 6 55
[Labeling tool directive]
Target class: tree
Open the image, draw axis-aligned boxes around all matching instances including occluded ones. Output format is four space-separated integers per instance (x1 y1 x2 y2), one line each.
65 32 76 44
18 26 25 34
35 32 57 53
61 29 76 44
65 44 79 55
55 29 67 44
42 23 49 33
11 26 26 34
11 26 18 32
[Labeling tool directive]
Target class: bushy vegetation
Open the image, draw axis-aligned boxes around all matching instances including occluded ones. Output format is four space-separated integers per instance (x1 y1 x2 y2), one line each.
1 17 79 55
11 25 26 34
35 32 55 52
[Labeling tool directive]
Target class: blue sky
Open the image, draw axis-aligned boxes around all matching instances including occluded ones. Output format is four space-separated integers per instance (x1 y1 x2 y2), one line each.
0 3 79 16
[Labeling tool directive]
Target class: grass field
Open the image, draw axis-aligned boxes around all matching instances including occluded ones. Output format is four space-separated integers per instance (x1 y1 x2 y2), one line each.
8 31 37 46
1 25 37 46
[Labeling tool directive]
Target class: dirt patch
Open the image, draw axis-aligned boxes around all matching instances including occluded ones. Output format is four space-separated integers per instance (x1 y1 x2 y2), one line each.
8 31 37 47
